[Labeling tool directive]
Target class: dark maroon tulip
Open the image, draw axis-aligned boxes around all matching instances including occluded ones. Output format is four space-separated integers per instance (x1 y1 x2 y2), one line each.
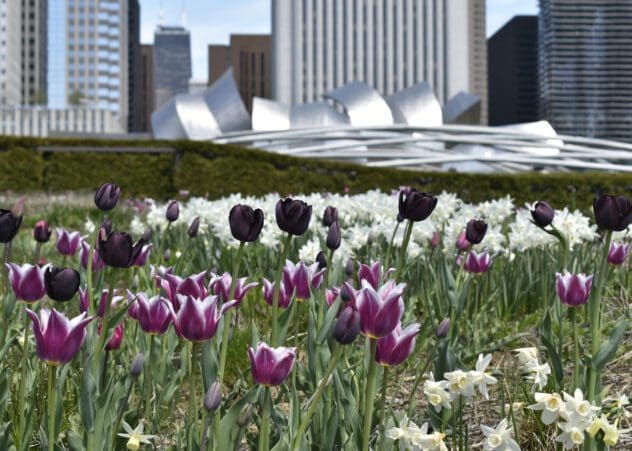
98 231 145 268
465 219 487 244
556 271 593 308
94 182 121 211
166 200 179 222
398 190 437 222
333 306 361 344
275 198 312 236
104 323 124 351
593 194 632 232
323 206 338 227
316 251 327 269
326 221 341 250
45 266 80 302
531 201 555 228
375 323 421 367
187 217 200 238
345 259 354 276
34 220 51 243
608 242 630 266
248 341 296 386
0 208 22 243
229 204 264 242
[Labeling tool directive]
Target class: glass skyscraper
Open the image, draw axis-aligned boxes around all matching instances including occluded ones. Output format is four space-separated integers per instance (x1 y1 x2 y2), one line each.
153 25 192 109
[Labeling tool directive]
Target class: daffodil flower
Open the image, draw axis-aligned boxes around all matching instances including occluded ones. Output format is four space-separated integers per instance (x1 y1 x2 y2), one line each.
118 420 156 450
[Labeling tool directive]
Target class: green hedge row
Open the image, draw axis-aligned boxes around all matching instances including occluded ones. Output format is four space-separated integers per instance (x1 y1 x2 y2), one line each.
0 136 630 209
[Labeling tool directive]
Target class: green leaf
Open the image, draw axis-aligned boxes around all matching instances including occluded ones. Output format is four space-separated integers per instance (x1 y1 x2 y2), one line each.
79 371 97 432
540 333 564 389
316 298 341 344
592 317 629 372
216 387 259 450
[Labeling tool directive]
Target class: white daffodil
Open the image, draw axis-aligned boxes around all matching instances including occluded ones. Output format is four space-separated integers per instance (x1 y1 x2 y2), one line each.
556 421 586 449
444 369 476 399
423 374 451 412
417 429 449 451
525 362 551 390
529 392 565 425
118 420 156 450
562 388 599 423
514 347 540 367
480 418 521 451
467 353 497 400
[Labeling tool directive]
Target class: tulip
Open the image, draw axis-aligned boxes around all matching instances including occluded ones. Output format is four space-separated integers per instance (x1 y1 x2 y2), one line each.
79 287 122 315
283 260 324 300
357 261 391 290
133 293 172 335
6 262 47 302
465 219 487 244
209 272 257 307
354 279 405 339
322 206 338 227
170 294 237 342
229 204 264 242
94 182 121 211
0 208 22 243
345 259 355 276
463 251 492 274
436 317 451 338
375 323 421 366
531 201 555 228
45 266 80 302
100 218 113 236
275 198 312 236
326 221 341 250
56 229 82 256
556 271 593 308
456 230 471 251
159 271 208 309
608 242 630 266
316 251 327 269
105 323 124 351
333 306 361 344
34 220 52 243
430 231 440 248
593 194 632 231
398 189 437 222
26 308 94 365
187 216 200 238
98 230 145 268
132 244 152 267
248 341 296 386
326 287 340 306
130 353 144 377
166 200 179 222
262 278 293 309
80 240 105 271
204 382 222 412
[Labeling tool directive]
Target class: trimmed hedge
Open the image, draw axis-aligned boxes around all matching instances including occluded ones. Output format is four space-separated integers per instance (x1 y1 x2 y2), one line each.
0 136 630 209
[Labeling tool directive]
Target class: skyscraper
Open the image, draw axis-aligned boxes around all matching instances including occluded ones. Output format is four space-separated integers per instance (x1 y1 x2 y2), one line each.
488 16 538 126
271 0 487 123
0 0 22 106
539 0 632 142
153 25 192 109
21 0 47 105
128 0 142 132
139 44 155 132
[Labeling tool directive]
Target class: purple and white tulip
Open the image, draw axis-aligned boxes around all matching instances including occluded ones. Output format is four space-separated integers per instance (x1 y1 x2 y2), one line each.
133 292 172 335
353 279 405 339
262 278 293 309
283 260 324 300
463 251 492 274
248 341 296 386
170 294 237 342
608 242 630 266
209 271 258 307
555 271 593 308
375 323 421 367
132 244 152 267
56 228 83 256
6 262 47 302
80 240 105 271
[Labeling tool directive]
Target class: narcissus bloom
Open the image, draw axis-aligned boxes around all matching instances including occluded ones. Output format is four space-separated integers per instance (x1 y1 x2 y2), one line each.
555 271 593 308
463 251 492 274
529 392 565 425
375 323 421 366
170 294 236 342
480 418 520 451
608 242 630 266
56 228 83 256
6 262 47 302
354 279 405 339
26 308 94 366
248 341 296 386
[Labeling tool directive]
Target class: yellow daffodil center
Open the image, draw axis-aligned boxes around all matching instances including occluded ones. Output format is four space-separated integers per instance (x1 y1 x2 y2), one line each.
489 434 503 447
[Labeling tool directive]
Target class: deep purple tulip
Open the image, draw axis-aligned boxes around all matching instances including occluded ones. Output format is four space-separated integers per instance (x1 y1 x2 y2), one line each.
94 182 121 211
104 323 124 351
593 194 632 232
98 231 145 268
323 206 338 227
463 251 492 274
275 198 312 236
6 263 47 302
608 242 630 266
187 217 200 238
45 266 80 302
326 221 341 250
56 229 82 256
229 204 264 242
132 244 152 267
209 272 258 307
133 293 172 335
333 306 361 344
170 294 237 342
354 279 406 339
33 220 51 243
531 201 555 228
262 278 293 309
26 308 94 366
375 323 421 367
456 230 471 252
345 259 355 277
248 341 296 386
283 260 324 300
0 208 22 243
80 240 105 271
316 251 327 269
166 200 180 222
100 218 113 237
398 189 437 222
556 271 593 308
465 219 487 245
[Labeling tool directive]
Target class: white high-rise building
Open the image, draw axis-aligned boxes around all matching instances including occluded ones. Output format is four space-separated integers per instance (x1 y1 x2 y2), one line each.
272 0 487 123
0 0 22 106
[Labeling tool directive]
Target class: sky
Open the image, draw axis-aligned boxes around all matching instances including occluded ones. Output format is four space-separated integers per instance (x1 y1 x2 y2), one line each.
140 0 539 81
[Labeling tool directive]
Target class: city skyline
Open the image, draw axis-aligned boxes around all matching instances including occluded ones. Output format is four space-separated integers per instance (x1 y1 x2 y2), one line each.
140 0 538 81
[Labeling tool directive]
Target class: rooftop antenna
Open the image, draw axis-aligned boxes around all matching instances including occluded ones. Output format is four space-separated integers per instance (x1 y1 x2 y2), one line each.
181 0 187 27
159 0 165 26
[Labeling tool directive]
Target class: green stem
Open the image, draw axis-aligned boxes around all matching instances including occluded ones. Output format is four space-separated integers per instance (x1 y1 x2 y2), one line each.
271 234 292 346
32 242 42 265
16 312 29 449
259 386 272 451
383 221 401 272
85 228 99 316
189 342 199 451
92 271 114 373
144 335 155 421
394 220 413 280
406 347 435 417
378 366 389 451
174 239 192 274
291 346 342 450
571 308 580 391
361 339 379 451
47 365 57 451
112 379 135 446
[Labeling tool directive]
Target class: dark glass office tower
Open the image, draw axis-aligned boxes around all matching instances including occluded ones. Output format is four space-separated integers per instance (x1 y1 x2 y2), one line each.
153 25 192 109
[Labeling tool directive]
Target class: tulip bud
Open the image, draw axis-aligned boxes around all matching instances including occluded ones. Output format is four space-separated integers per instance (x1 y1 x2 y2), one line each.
100 219 113 237
130 353 144 377
326 221 341 250
531 201 555 228
105 323 124 351
166 200 179 222
455 230 471 252
0 209 22 243
187 217 200 238
436 317 450 338
396 213 404 223
608 242 630 266
204 381 222 412
33 220 52 243
465 219 487 245
344 259 354 277
430 232 440 248
275 198 312 236
340 283 352 302
593 194 632 232
398 189 437 222
45 266 81 302
322 206 338 227
316 251 327 269
229 204 264 242
237 404 253 427
163 249 171 262
333 306 361 344
141 228 152 242
94 182 121 211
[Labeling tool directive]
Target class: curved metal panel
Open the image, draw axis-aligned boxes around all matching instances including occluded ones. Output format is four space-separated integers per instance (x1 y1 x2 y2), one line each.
290 102 350 128
324 82 394 126
252 97 291 131
495 121 562 156
443 91 481 125
385 82 443 126
151 98 188 140
176 93 220 140
203 68 251 133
